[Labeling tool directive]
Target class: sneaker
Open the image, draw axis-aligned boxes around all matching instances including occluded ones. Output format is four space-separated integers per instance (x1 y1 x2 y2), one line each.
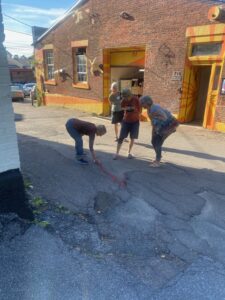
149 161 161 167
114 138 119 142
77 158 89 165
127 153 134 159
113 154 119 160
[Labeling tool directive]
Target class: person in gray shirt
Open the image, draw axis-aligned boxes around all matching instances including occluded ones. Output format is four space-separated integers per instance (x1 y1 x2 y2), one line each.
109 82 124 141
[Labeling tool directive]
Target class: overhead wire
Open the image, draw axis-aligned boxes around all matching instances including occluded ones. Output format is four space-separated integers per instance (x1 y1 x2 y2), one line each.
3 13 32 28
4 28 32 36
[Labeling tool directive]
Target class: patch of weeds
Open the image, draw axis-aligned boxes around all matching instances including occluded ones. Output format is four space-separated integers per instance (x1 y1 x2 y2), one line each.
33 210 42 215
31 197 48 208
34 220 51 228
55 204 71 215
24 178 33 190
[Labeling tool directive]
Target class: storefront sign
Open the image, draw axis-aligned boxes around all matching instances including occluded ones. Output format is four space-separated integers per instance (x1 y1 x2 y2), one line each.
171 71 182 81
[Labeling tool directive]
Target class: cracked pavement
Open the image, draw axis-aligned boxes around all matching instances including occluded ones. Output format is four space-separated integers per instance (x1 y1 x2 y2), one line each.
1 100 225 299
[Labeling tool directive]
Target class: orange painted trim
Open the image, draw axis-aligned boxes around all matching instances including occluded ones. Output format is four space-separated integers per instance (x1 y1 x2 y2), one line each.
43 44 54 50
72 82 90 89
45 93 102 104
44 80 57 86
44 93 103 114
71 40 88 47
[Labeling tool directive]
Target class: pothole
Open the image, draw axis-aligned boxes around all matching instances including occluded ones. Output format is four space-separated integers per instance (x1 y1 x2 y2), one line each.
94 191 120 214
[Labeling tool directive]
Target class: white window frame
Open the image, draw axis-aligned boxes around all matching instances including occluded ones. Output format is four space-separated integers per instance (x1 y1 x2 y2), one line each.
73 47 88 83
44 50 55 80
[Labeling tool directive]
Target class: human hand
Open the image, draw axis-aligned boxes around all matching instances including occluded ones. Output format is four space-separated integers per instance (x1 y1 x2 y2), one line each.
93 159 100 165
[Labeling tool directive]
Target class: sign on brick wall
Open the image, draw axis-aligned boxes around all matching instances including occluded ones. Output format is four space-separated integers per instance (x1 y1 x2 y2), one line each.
171 71 182 82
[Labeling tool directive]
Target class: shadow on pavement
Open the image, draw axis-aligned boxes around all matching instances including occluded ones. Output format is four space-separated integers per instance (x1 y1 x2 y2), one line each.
135 141 225 163
14 113 24 122
14 132 225 293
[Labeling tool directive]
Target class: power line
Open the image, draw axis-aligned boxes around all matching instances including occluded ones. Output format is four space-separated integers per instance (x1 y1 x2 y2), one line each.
5 42 32 46
5 28 32 36
3 13 32 28
6 46 33 49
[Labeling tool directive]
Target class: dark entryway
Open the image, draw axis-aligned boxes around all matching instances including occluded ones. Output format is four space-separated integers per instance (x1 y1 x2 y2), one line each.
194 66 211 124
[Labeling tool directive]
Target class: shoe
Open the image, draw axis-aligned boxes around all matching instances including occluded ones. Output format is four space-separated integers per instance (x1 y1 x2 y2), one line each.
149 161 161 167
77 158 89 165
127 153 134 159
113 154 118 160
124 138 129 142
114 138 119 142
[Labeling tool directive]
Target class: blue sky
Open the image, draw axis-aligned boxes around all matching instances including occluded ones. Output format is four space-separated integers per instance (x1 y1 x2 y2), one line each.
2 0 75 56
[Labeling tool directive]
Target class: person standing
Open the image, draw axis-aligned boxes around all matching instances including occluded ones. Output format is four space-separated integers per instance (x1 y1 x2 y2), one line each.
108 82 124 141
113 88 141 160
140 95 179 167
66 118 106 165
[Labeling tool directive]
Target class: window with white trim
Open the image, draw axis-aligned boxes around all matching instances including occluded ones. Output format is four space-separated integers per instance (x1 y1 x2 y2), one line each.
73 47 87 83
44 50 55 80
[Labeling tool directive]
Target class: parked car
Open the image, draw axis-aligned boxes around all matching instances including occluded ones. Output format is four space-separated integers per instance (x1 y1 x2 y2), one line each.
23 83 36 97
12 83 24 90
11 85 24 101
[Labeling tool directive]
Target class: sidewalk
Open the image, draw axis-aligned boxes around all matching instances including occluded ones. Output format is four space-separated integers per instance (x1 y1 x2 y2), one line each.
1 101 225 299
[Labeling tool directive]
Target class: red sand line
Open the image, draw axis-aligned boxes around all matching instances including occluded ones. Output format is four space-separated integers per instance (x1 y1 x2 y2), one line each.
96 161 127 188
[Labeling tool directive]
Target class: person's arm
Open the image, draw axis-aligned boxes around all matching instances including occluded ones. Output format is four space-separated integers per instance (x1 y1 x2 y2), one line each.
89 133 98 163
108 94 114 106
121 99 128 110
134 98 141 113
122 99 136 111
151 111 167 121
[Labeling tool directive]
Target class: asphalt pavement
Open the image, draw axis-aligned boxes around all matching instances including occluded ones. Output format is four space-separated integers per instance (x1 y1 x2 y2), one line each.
1 100 225 299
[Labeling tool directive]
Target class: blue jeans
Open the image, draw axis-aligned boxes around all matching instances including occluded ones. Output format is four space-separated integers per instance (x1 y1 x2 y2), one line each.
66 119 83 158
151 132 164 161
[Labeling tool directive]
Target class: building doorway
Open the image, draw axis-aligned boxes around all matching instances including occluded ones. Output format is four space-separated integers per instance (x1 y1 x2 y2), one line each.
194 66 211 124
103 47 145 115
179 62 221 128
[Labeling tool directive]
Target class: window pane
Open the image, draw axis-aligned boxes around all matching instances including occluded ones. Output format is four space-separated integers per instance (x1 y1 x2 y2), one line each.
48 66 54 80
74 47 87 82
78 74 87 82
192 43 222 56
44 50 54 80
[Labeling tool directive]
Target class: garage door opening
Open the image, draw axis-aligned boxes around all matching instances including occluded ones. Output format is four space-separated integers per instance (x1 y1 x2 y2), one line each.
110 47 145 97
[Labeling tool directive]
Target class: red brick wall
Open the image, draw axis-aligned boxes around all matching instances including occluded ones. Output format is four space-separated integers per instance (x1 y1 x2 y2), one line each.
10 69 35 83
36 0 219 114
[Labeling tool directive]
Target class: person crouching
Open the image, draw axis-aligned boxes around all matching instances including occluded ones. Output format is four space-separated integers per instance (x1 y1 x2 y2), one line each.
66 118 106 165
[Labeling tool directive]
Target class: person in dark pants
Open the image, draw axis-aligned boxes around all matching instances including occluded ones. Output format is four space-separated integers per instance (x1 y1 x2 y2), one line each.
113 88 141 160
140 95 179 167
66 118 106 165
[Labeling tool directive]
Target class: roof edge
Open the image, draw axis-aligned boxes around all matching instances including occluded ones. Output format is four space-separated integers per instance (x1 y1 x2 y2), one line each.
34 0 87 45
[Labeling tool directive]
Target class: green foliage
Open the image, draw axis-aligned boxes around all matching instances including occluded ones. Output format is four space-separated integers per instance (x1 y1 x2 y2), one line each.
55 204 71 214
23 178 32 189
34 220 50 228
31 197 47 208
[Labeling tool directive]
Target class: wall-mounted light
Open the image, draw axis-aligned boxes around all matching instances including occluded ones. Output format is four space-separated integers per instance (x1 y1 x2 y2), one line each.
90 13 100 25
120 12 135 21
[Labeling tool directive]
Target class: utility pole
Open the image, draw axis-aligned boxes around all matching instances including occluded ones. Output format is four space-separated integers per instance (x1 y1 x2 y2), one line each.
0 0 33 219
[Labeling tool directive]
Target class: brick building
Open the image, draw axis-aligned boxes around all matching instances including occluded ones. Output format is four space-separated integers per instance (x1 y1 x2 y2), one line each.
9 68 35 84
34 0 225 132
0 3 33 219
